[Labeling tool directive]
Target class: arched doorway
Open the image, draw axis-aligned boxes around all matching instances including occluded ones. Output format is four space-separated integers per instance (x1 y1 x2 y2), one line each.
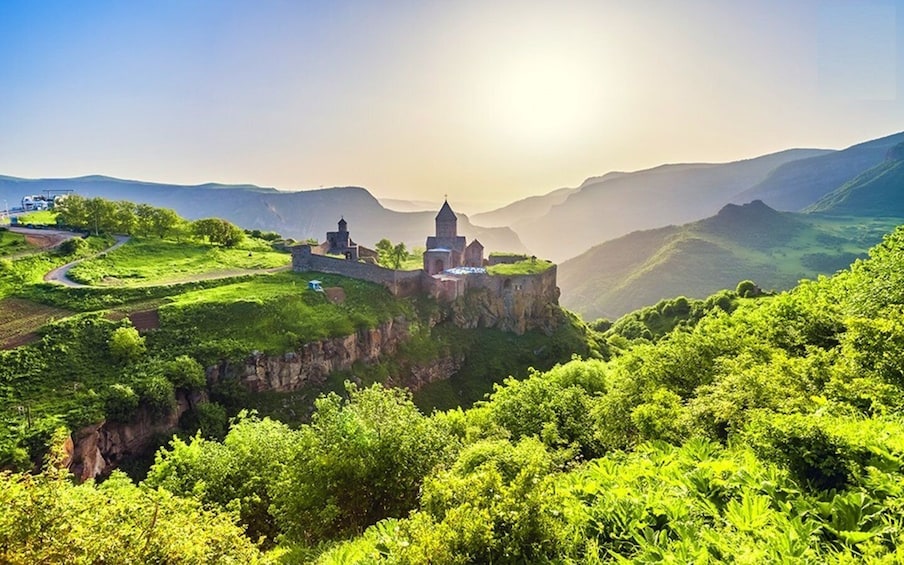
434 259 445 273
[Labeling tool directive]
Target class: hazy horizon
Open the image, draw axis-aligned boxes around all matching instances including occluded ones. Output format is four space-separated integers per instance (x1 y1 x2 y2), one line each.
2 0 902 204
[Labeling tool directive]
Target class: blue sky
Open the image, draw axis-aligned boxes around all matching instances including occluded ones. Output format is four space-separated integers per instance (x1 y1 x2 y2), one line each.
1 1 902 206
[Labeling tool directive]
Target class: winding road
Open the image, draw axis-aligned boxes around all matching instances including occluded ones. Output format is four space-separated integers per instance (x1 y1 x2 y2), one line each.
43 234 131 287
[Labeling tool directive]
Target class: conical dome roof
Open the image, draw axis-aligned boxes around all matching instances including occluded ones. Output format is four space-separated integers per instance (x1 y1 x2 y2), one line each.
436 200 457 221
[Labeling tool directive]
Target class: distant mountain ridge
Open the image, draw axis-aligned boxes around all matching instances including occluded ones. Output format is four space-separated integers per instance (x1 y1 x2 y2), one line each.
0 176 527 254
558 200 899 320
806 141 904 217
731 131 904 211
509 148 832 262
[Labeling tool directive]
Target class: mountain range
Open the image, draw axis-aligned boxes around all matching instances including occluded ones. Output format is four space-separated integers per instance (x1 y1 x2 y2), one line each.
558 139 904 319
472 132 904 263
0 176 526 254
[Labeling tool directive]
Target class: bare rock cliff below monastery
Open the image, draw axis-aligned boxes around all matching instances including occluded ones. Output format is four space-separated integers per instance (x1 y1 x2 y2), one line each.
66 389 204 481
448 268 561 335
206 316 411 393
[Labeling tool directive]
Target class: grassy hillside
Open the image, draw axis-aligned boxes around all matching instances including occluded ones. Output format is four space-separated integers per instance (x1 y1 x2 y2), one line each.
807 144 904 216
559 200 900 320
733 130 904 211
67 237 289 286
0 229 28 256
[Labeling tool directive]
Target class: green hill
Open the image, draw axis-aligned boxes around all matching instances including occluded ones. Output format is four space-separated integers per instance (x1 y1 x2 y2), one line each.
0 202 598 473
559 200 900 320
807 142 904 216
732 130 904 211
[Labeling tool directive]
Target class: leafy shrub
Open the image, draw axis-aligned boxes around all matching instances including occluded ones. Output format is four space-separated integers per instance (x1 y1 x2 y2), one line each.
105 383 140 422
57 236 87 256
272 384 458 543
195 402 228 440
736 279 759 298
108 326 146 364
742 414 868 490
135 374 176 417
0 468 265 563
162 355 206 389
147 414 303 546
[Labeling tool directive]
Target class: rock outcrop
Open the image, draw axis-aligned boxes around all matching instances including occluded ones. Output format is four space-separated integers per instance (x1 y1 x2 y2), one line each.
447 268 561 335
206 316 411 393
67 389 203 481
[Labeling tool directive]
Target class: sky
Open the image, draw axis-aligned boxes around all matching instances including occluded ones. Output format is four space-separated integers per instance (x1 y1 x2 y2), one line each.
1 0 903 209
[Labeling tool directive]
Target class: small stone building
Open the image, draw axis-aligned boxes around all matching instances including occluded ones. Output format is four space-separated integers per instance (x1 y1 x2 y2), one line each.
319 218 377 261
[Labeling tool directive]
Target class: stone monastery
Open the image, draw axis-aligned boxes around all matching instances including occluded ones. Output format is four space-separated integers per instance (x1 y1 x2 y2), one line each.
290 201 559 333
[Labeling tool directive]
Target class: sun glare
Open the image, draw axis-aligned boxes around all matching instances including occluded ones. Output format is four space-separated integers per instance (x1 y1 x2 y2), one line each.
481 50 605 149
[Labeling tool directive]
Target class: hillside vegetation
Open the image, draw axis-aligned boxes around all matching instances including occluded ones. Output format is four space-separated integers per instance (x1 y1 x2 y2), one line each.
4 221 904 561
559 200 901 319
67 238 289 286
807 142 904 217
0 198 596 476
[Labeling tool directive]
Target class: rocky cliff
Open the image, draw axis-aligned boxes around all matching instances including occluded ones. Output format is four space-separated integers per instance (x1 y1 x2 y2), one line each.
447 268 561 335
65 279 563 480
66 389 204 481
206 316 412 392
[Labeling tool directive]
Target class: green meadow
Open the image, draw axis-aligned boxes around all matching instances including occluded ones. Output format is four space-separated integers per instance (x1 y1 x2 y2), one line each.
67 237 290 286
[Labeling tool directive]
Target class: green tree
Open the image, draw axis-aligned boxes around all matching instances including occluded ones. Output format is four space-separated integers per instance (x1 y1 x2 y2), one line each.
272 384 458 543
0 467 265 563
112 200 137 234
161 355 206 390
54 194 88 229
375 238 407 269
108 326 146 364
149 207 181 239
192 218 246 247
146 414 303 546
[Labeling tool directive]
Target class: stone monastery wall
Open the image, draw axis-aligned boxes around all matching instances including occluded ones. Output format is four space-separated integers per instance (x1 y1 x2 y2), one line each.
291 245 426 297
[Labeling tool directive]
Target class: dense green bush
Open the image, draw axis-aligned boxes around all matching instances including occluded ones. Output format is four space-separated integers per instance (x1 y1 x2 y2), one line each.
57 236 87 255
104 383 140 422
272 384 459 544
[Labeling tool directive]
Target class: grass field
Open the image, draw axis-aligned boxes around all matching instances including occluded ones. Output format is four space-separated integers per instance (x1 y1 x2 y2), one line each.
67 237 290 285
149 271 415 359
0 235 114 300
487 258 555 276
0 230 29 257
13 210 58 226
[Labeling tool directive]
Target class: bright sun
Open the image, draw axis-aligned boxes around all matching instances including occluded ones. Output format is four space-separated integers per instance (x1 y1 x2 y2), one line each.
481 50 605 149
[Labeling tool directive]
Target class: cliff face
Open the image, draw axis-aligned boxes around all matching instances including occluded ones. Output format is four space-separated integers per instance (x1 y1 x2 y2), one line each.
448 268 561 335
66 389 204 481
207 316 411 392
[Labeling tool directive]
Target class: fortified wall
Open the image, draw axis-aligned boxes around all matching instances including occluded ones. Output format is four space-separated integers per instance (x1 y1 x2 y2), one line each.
291 244 425 297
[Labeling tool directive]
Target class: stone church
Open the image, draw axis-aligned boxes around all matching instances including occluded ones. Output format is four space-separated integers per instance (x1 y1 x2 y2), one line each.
423 200 484 275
